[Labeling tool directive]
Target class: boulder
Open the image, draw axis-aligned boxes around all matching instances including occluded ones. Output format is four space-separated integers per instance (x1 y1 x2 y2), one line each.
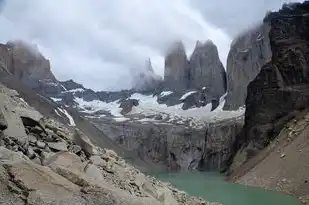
0 95 28 146
48 141 68 152
84 164 104 181
73 129 98 156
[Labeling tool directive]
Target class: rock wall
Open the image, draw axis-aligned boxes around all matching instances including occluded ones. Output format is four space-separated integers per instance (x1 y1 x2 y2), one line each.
224 23 272 110
164 41 190 91
230 1 309 173
94 117 243 172
189 40 226 98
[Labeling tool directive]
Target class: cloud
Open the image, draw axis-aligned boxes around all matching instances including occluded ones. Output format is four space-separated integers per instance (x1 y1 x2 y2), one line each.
0 0 298 91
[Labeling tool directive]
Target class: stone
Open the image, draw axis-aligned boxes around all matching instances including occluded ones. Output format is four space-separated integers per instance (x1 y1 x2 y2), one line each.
280 154 286 159
48 141 68 152
90 155 107 167
28 134 37 145
0 96 28 146
84 164 104 181
73 129 98 156
0 109 8 131
26 147 35 159
36 141 46 149
30 126 44 134
70 145 82 154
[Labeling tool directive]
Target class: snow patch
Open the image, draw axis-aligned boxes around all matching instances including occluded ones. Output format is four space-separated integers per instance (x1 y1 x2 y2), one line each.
19 98 29 105
113 117 129 122
74 97 123 117
54 109 61 117
159 91 173 98
50 97 62 102
60 84 67 91
180 91 196 101
63 88 85 93
57 108 76 126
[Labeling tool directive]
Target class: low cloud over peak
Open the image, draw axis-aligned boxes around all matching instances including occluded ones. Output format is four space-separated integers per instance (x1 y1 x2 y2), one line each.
0 0 297 91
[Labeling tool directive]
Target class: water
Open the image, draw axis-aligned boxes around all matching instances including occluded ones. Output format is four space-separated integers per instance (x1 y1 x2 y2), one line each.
156 172 302 205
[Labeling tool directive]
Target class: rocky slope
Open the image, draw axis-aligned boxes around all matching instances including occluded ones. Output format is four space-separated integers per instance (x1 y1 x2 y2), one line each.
228 2 309 203
0 82 217 205
223 23 272 110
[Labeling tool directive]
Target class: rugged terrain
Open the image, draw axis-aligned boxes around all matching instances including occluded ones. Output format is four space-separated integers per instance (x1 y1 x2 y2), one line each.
0 82 217 205
227 2 309 204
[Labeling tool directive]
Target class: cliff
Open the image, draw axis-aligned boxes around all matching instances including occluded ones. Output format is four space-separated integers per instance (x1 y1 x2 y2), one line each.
189 40 227 98
229 3 309 200
224 23 272 110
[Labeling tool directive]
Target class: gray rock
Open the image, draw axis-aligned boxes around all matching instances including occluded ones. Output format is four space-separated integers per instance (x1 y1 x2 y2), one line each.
224 23 272 110
36 141 46 149
48 142 68 152
73 129 98 156
164 41 190 91
0 109 7 131
70 145 82 154
189 40 226 97
84 164 104 181
90 155 106 167
28 135 37 145
26 147 35 159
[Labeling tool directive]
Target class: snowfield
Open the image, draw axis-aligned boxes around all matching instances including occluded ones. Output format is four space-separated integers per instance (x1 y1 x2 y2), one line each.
51 91 244 128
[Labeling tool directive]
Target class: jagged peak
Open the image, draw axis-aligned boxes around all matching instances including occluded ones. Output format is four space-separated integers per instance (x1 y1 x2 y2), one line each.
165 41 186 57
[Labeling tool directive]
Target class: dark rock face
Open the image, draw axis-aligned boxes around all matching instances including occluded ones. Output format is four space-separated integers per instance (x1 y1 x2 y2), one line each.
7 41 57 87
0 44 12 74
231 1 309 171
60 80 84 90
0 109 7 131
119 99 139 115
224 23 272 110
94 117 243 171
189 40 227 98
164 41 189 91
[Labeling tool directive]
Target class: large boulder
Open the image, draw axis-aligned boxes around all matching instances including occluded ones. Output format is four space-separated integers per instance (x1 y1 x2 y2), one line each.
164 41 190 91
224 23 272 110
189 40 227 97
73 129 98 156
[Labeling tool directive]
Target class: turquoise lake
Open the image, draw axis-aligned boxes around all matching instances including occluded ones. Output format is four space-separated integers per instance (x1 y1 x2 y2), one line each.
156 172 302 205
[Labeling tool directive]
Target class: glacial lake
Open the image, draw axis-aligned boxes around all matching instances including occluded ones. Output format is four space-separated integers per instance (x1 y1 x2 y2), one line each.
156 172 302 205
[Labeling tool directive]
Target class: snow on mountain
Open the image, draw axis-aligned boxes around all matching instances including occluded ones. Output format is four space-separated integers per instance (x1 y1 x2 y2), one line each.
159 91 173 98
180 91 197 101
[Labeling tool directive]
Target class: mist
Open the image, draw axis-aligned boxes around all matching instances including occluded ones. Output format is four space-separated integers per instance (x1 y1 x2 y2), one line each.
0 0 299 91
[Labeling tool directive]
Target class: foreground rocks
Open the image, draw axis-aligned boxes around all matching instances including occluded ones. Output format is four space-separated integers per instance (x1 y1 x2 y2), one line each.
0 83 216 205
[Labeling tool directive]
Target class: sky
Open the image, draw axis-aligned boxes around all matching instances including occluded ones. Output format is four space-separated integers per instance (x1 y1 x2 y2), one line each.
0 0 303 91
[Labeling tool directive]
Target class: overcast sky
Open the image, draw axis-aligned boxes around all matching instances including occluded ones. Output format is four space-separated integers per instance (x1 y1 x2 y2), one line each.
0 0 302 91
